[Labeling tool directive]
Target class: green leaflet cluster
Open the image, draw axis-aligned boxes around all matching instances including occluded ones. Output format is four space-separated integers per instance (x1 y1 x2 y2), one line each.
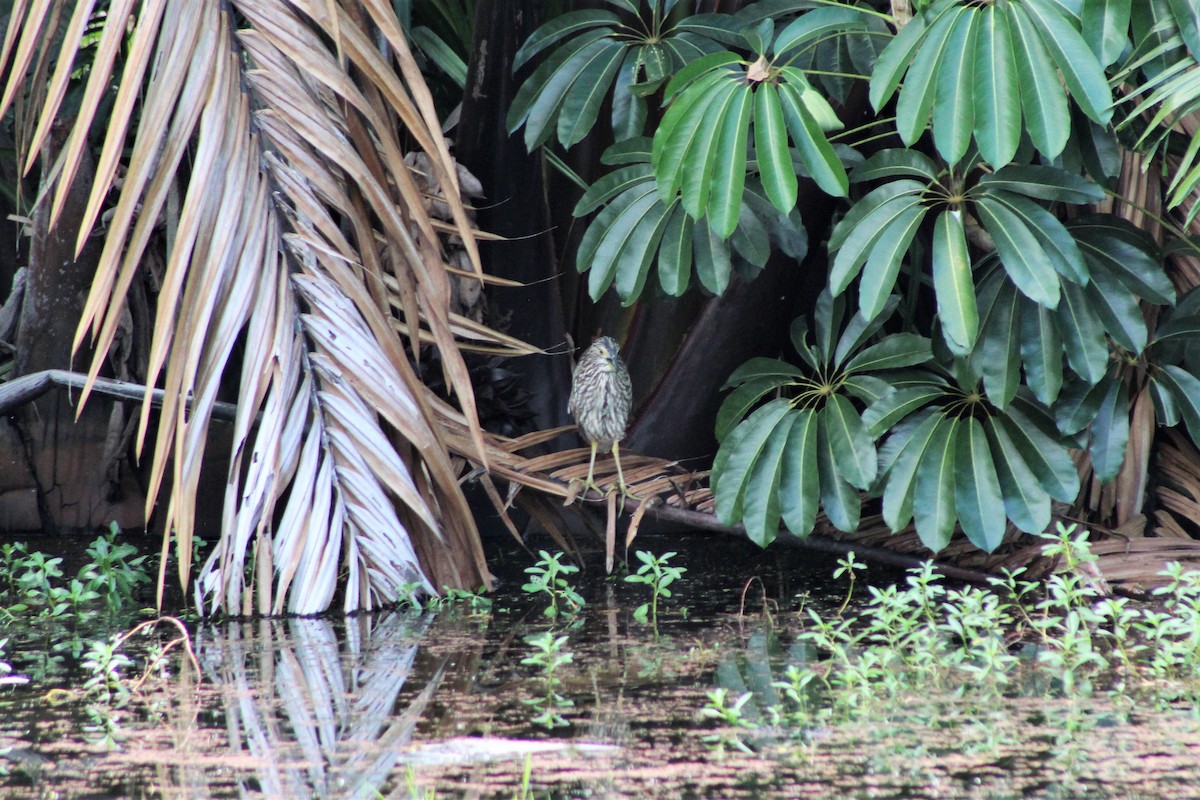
507 0 1200 553
871 0 1112 166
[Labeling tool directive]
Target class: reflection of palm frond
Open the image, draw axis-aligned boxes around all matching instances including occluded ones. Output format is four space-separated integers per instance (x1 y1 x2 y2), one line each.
0 1 513 612
196 614 438 797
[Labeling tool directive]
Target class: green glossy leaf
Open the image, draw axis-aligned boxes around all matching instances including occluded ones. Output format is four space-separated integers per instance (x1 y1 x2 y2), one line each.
823 395 876 490
817 410 862 533
577 182 651 269
508 29 613 147
1056 374 1112 435
754 85 798 214
932 9 979 165
859 204 927 322
513 10 621 69
1082 0 1132 66
681 79 741 220
1083 262 1148 354
779 409 820 536
708 87 753 238
662 50 742 102
558 39 626 147
1018 0 1114 124
975 196 1060 308
657 204 693 296
725 357 808 388
612 49 648 141
1151 374 1181 428
587 187 660 299
742 411 795 546
730 202 771 267
985 416 1052 534
1155 287 1200 343
782 68 844 131
978 165 1106 204
995 407 1080 502
790 317 821 373
1005 2 1071 158
896 6 965 145
842 374 895 405
1019 300 1063 405
932 209 978 354
1056 279 1109 384
986 192 1088 284
674 14 747 48
814 289 845 367
713 398 793 526
614 199 674 304
1070 215 1173 304
777 79 848 197
955 417 1006 551
881 411 944 531
830 180 925 251
973 5 1021 167
775 7 867 55
869 7 929 110
1089 375 1130 483
843 333 933 375
830 194 926 295
863 385 945 437
834 296 901 366
654 70 735 201
914 415 958 552
717 376 795 442
693 218 732 295
1157 365 1200 443
974 274 1022 407
574 165 652 216
1166 0 1200 59
601 136 653 165
851 149 940 183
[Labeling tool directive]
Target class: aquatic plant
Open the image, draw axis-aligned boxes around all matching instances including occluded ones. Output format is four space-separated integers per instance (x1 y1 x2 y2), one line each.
624 549 686 628
702 523 1200 753
522 551 585 619
699 688 756 753
521 631 575 729
81 523 151 612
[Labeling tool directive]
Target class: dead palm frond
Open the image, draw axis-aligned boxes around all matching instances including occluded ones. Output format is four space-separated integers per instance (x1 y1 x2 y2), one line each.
0 0 528 613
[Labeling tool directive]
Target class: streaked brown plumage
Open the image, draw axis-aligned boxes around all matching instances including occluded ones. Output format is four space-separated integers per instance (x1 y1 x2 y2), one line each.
568 336 633 497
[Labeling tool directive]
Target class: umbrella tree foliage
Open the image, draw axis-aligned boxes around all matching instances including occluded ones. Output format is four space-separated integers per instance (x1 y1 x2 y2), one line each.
510 0 1200 552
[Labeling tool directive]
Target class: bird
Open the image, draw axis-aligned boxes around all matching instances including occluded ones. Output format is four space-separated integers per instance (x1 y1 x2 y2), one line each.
568 335 633 501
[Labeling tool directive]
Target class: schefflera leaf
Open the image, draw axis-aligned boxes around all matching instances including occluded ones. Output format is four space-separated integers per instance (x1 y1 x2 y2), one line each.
869 0 1113 166
653 50 847 240
713 299 932 545
874 373 1079 552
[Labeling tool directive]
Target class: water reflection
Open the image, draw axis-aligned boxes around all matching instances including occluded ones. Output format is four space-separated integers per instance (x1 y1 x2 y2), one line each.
196 613 439 798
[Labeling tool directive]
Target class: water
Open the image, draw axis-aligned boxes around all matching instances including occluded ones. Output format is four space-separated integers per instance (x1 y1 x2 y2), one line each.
0 533 1199 798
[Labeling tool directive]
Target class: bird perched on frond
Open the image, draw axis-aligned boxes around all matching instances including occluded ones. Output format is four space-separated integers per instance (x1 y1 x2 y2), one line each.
568 336 633 500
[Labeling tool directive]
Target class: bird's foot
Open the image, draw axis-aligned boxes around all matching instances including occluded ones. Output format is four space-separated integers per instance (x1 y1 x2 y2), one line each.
565 476 607 505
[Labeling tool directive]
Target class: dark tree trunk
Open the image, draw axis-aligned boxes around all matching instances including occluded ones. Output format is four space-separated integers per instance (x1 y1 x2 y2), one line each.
456 0 574 445
2 128 145 533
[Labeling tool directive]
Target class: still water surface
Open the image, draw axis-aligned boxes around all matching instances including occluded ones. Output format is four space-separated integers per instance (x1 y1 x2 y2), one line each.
0 533 1198 798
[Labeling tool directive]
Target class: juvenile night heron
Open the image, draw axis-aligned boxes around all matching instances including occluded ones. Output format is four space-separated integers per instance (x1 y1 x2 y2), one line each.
568 336 633 499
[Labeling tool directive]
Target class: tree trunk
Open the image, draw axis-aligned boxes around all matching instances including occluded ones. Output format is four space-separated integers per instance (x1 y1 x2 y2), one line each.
3 127 145 533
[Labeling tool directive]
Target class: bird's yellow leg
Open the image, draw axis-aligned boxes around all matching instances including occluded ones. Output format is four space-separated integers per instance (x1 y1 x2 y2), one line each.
575 440 603 499
612 441 635 511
